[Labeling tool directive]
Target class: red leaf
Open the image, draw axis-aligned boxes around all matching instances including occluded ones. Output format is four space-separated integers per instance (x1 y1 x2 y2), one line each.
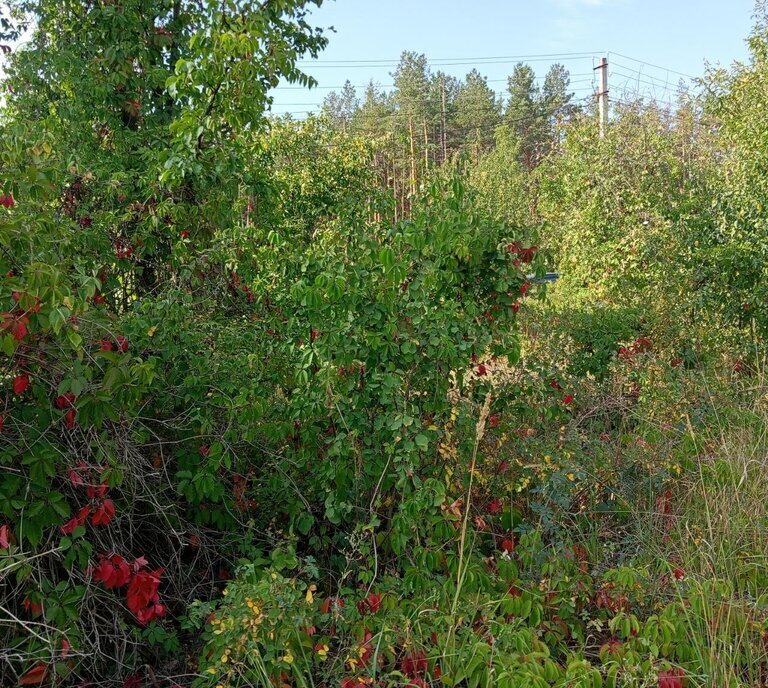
22 596 42 616
356 592 382 616
501 537 515 553
12 373 30 395
401 650 428 678
0 524 10 549
55 392 75 410
562 395 575 405
116 335 129 353
18 661 48 686
91 499 115 527
65 409 77 428
658 668 684 688
135 601 166 625
10 319 27 341
86 483 108 499
126 568 163 613
61 505 91 534
93 554 132 589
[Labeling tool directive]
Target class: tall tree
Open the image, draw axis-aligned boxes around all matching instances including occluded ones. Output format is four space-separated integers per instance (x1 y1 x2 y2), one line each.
505 62 575 170
322 80 360 130
454 68 502 157
542 63 577 150
506 62 546 170
429 70 460 161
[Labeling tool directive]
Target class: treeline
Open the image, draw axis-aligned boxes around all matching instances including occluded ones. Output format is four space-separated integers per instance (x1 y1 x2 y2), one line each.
315 52 580 216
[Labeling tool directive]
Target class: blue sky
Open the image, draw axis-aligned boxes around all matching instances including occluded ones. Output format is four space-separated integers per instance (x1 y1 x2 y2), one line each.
271 0 757 115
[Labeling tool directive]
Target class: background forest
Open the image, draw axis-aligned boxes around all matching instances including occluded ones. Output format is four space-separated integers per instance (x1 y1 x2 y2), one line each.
2 1 768 687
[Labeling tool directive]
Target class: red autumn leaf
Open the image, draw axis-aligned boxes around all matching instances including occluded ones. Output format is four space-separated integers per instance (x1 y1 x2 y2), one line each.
86 482 108 499
401 650 428 678
65 409 77 428
520 282 530 297
116 335 129 353
13 373 30 395
135 601 166 625
55 392 76 409
500 537 515 553
356 591 382 615
488 414 500 427
658 668 684 688
132 555 148 572
98 338 113 351
91 499 115 526
0 414 4 433
198 444 210 457
476 363 487 376
0 524 10 548
511 301 520 314
321 596 345 614
672 566 685 580
126 568 163 613
562 395 575 405
518 246 538 263
23 596 43 615
61 505 91 535
487 498 502 515
93 554 132 589
10 319 27 341
18 661 48 686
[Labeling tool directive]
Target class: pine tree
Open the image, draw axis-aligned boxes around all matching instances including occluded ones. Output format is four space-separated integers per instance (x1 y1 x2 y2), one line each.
454 69 502 157
322 80 360 131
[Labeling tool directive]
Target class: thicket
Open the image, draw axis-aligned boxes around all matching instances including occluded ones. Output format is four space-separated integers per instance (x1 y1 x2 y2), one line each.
3 2 768 688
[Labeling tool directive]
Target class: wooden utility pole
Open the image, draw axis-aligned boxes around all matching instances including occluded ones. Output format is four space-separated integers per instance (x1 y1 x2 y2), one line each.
595 57 609 138
441 79 448 162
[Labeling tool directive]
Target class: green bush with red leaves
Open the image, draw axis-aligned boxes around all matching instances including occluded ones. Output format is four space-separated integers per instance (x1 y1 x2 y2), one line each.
4 1 768 687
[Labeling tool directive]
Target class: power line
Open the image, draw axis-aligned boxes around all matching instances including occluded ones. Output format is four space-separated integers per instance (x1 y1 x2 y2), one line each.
272 73 597 91
296 57 600 69
610 69 681 94
607 51 696 80
296 51 604 65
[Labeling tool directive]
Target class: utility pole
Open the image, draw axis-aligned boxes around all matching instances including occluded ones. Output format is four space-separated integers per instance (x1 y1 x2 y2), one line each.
441 79 448 163
595 57 609 138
